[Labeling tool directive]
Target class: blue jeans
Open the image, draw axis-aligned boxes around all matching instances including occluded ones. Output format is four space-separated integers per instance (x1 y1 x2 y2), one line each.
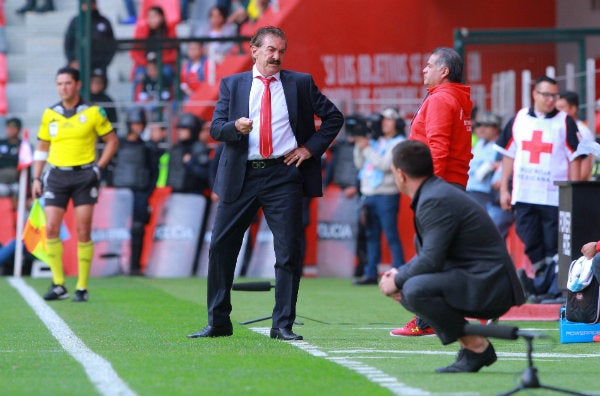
123 0 136 17
362 194 405 279
487 203 514 240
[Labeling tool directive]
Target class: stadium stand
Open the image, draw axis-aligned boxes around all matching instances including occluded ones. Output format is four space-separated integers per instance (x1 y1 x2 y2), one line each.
0 0 6 118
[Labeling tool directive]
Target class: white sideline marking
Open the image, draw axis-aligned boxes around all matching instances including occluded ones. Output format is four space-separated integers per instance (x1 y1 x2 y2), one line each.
9 277 136 396
328 349 600 359
250 327 475 396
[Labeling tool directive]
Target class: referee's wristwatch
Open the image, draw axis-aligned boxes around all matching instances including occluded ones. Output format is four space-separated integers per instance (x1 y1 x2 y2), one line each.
32 177 42 183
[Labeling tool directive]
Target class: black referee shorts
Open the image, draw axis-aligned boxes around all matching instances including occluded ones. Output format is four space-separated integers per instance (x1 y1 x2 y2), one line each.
42 166 99 208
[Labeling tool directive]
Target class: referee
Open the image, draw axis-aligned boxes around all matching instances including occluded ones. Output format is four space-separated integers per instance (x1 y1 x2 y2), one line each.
31 66 119 302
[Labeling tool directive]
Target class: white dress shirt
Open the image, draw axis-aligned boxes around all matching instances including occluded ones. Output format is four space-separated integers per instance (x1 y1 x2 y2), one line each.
248 65 297 160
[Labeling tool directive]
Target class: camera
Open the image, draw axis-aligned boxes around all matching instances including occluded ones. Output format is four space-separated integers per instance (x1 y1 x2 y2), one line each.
344 113 382 138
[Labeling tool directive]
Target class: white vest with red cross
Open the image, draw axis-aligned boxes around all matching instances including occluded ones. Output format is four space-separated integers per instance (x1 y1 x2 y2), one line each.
497 108 579 207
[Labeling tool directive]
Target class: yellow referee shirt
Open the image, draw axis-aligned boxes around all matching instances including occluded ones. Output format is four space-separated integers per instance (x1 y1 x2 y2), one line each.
37 101 114 167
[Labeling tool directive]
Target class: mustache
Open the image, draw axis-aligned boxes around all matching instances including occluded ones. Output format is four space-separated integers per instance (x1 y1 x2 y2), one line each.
268 59 281 65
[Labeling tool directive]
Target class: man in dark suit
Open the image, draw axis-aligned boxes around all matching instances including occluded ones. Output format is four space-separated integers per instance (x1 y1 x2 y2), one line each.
188 26 343 341
379 140 525 373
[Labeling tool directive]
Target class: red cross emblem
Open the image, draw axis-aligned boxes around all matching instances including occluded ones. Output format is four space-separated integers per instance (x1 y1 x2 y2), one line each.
521 130 553 164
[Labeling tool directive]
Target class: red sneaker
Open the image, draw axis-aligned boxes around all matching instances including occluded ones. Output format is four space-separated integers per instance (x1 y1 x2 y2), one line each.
390 317 436 337
593 333 600 342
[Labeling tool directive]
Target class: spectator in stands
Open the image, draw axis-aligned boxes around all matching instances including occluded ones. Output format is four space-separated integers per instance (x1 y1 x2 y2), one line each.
495 76 584 303
16 0 54 14
137 53 174 115
379 140 525 373
228 0 270 25
92 70 119 185
192 5 237 63
0 117 24 203
89 68 118 124
166 113 211 195
120 0 137 24
556 91 596 180
130 6 178 87
351 108 406 285
112 107 158 275
180 41 208 102
466 111 514 239
181 0 190 22
64 0 116 75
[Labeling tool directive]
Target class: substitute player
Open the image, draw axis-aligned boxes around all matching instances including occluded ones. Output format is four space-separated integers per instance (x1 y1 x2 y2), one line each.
31 66 118 302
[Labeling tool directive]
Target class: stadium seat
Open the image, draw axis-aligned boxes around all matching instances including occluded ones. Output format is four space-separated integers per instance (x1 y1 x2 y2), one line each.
0 197 16 245
0 83 7 115
0 1 5 27
139 0 181 29
0 53 7 84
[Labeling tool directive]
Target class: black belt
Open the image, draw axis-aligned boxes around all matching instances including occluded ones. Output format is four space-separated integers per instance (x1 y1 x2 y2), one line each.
247 157 284 169
50 163 95 171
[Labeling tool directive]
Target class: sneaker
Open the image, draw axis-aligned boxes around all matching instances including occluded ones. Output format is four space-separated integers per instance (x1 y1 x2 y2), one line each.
43 284 69 300
119 16 137 25
73 289 89 302
390 317 436 336
593 333 600 342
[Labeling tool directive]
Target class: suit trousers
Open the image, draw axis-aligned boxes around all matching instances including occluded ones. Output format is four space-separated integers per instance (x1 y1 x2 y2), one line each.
400 271 515 345
207 162 304 328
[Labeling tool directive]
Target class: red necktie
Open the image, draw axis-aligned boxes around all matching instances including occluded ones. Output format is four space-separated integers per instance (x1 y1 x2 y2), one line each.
257 76 275 159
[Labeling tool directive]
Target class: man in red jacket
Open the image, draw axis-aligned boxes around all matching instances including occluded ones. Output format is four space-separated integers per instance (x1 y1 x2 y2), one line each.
390 47 473 337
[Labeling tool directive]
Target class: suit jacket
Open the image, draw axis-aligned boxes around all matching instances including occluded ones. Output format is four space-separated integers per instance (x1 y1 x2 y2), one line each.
210 70 344 202
394 176 525 312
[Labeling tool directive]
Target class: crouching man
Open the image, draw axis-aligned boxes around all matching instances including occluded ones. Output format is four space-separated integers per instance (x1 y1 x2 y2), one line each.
379 140 525 373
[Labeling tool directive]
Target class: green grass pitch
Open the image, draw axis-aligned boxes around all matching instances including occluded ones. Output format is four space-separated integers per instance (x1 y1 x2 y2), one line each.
2 276 599 395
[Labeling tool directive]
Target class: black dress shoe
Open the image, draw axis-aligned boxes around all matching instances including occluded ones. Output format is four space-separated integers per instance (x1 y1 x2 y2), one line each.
270 327 303 341
353 277 378 286
187 324 233 338
436 342 497 373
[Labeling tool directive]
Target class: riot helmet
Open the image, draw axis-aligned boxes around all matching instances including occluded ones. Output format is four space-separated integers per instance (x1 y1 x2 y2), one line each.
176 112 203 140
126 107 147 129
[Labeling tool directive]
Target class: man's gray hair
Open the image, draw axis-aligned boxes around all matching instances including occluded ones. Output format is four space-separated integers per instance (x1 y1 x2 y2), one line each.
431 47 463 83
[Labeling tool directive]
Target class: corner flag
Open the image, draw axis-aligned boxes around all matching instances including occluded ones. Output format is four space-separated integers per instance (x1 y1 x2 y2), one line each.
22 199 49 263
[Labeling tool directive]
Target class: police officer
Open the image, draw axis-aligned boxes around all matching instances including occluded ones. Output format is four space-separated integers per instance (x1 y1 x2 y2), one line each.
166 112 211 194
113 107 158 275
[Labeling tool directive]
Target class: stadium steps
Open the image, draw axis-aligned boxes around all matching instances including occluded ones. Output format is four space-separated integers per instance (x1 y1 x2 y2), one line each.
2 0 143 133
